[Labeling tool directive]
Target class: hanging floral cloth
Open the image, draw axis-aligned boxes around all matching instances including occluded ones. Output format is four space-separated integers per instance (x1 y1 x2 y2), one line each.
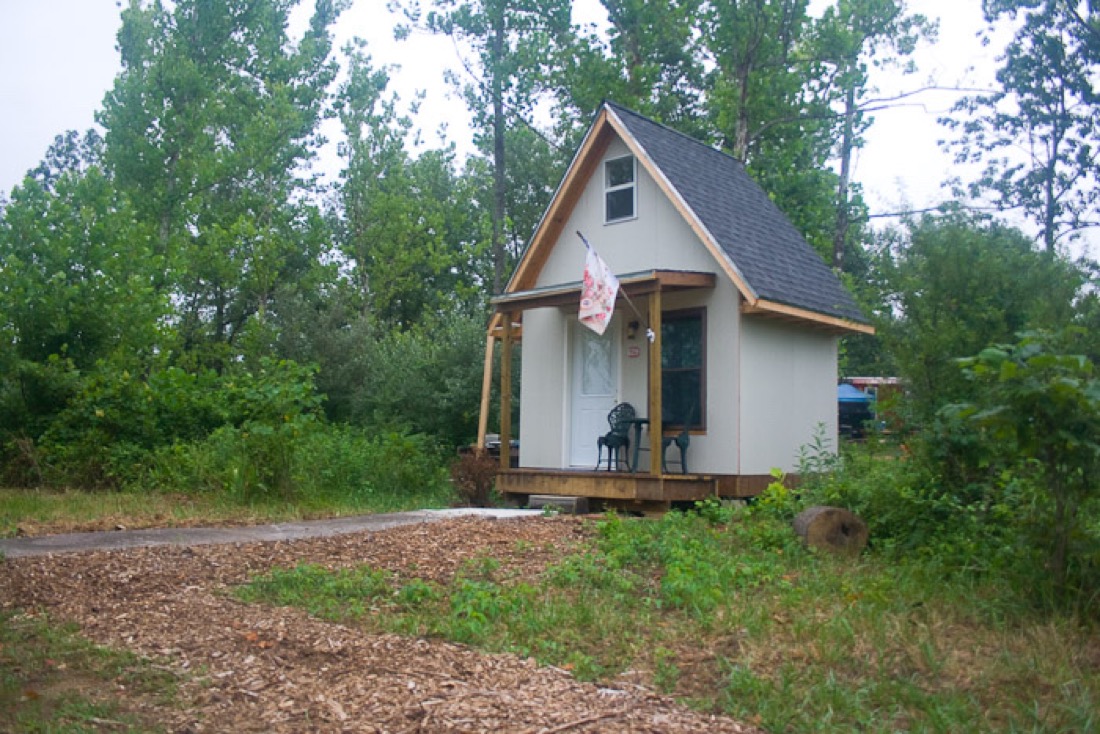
578 233 620 335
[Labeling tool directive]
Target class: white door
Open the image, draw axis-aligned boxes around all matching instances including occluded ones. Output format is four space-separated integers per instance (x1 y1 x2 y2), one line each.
569 320 619 467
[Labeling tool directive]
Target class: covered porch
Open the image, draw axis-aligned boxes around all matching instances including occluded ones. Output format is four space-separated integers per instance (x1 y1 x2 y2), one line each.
477 268 760 509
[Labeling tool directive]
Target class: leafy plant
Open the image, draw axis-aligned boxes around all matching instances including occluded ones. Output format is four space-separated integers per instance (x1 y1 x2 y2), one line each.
951 330 1100 599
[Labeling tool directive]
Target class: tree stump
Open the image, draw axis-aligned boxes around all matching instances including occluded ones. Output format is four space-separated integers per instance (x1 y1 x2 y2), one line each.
792 506 868 556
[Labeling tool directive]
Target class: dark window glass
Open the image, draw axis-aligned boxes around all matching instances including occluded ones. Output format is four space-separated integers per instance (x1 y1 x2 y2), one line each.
606 188 634 221
604 156 635 221
661 310 705 429
606 156 634 187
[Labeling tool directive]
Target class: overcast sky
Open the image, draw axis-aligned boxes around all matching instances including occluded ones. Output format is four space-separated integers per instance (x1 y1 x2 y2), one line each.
0 0 1031 245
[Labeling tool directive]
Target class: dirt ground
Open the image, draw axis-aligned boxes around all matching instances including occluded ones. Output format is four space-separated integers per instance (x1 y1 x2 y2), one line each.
1 515 762 733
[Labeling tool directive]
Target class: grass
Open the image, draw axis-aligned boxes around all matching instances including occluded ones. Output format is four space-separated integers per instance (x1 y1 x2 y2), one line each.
0 483 458 538
236 506 1100 734
0 611 180 733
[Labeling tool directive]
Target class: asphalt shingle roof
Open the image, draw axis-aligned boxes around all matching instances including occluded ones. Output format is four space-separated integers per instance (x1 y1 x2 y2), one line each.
607 102 867 324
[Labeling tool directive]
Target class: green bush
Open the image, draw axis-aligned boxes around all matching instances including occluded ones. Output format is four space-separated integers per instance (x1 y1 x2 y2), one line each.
145 424 452 506
15 357 325 489
797 440 1014 568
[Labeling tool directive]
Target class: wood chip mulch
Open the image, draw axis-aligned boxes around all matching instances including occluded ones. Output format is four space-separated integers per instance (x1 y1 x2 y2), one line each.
1 515 763 733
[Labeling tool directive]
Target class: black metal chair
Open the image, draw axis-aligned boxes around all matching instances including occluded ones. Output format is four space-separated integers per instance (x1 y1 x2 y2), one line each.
597 402 636 471
662 404 695 474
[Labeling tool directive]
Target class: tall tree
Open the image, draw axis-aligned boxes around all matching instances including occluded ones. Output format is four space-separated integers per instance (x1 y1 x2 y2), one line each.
874 210 1084 424
99 0 343 365
700 0 810 161
0 143 164 442
813 0 933 269
336 44 486 326
549 0 708 143
395 0 571 293
943 0 1100 251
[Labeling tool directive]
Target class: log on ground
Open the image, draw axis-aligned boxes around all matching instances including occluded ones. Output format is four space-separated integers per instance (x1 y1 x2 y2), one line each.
792 506 868 556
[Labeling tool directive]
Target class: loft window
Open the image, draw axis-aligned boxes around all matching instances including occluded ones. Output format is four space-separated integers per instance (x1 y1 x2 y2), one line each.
661 308 706 430
604 155 636 222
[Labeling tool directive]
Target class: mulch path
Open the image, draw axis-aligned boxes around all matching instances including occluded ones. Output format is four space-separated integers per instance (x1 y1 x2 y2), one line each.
1 515 762 733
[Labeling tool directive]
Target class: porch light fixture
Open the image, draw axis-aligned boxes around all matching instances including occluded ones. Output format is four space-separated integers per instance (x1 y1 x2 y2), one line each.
627 320 639 339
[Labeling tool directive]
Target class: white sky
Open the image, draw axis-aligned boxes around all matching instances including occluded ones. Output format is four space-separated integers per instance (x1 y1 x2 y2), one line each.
1 0 1065 251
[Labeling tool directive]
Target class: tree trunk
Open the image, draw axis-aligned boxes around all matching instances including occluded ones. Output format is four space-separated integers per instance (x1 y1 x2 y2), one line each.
793 506 868 556
490 10 507 295
833 84 856 271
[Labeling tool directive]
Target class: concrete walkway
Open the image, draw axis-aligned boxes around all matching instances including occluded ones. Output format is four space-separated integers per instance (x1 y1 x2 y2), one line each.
0 508 540 559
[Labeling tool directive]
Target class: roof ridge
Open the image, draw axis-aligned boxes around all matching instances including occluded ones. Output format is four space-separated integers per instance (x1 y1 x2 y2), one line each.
601 100 746 165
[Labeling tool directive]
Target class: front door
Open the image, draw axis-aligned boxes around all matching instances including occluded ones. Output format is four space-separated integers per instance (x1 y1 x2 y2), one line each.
569 319 619 467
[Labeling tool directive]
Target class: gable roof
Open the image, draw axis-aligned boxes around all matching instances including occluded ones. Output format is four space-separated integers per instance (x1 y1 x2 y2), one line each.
505 101 872 334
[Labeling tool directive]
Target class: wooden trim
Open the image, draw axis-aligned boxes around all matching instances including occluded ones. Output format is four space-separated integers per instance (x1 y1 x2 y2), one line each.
714 474 784 498
508 114 614 293
498 469 718 503
492 270 716 313
497 469 782 503
477 334 495 449
742 298 875 335
647 291 663 476
499 314 514 471
603 107 759 306
487 312 523 340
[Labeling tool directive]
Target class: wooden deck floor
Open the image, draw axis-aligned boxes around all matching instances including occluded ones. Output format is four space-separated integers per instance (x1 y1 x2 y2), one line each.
498 468 770 511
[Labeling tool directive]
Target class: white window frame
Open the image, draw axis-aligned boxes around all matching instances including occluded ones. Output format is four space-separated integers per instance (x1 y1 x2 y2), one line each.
604 155 637 223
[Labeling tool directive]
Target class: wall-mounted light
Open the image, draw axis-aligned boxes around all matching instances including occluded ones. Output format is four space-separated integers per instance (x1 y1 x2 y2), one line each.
627 320 639 339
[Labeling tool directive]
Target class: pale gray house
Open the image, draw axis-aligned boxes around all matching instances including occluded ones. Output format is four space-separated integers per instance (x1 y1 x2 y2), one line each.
478 102 871 511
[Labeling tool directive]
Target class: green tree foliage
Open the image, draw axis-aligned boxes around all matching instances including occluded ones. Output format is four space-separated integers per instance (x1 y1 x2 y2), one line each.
0 0 502 493
814 0 933 267
551 0 708 142
545 1 930 264
99 0 343 366
953 331 1100 599
874 211 1083 425
0 149 165 451
335 45 485 327
943 0 1100 251
394 0 572 293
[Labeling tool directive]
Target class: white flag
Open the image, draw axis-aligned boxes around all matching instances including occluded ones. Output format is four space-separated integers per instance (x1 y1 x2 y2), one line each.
579 243 620 335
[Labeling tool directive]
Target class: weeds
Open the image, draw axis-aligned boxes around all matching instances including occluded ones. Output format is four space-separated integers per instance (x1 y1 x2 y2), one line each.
236 506 1100 733
0 477 454 538
0 611 179 732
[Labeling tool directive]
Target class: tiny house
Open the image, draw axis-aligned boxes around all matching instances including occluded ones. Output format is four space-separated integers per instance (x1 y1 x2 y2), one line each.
478 102 872 511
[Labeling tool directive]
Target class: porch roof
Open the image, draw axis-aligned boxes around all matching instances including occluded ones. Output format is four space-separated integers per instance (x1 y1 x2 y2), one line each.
491 269 716 314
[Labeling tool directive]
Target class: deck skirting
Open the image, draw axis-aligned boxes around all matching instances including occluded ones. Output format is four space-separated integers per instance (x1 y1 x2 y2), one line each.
497 469 774 508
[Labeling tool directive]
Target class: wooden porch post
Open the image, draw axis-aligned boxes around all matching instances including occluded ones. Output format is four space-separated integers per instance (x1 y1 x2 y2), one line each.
476 331 495 450
499 313 514 470
648 291 662 475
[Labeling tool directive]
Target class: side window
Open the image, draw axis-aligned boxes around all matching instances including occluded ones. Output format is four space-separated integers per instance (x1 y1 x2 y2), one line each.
661 309 706 430
604 155 636 223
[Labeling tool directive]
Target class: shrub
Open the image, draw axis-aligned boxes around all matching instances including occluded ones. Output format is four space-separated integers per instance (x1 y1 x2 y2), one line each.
145 424 452 506
951 331 1100 601
449 450 498 507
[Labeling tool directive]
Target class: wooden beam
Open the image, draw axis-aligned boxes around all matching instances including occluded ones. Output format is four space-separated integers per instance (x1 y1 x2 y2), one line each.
509 120 614 292
492 271 717 313
496 469 718 503
499 313 514 470
741 299 875 335
647 290 663 476
477 334 495 449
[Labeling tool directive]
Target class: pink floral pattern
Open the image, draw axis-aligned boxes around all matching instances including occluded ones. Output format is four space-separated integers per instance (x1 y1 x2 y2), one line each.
579 246 620 335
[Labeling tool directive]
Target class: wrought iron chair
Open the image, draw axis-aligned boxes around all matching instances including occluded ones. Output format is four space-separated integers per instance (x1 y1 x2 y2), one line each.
597 402 636 471
662 404 695 474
